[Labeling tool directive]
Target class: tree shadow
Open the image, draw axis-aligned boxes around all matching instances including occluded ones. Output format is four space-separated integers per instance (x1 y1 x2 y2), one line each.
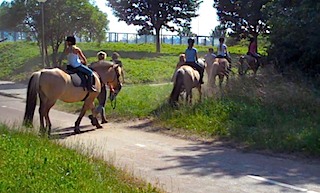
154 142 320 191
84 49 174 59
0 83 27 90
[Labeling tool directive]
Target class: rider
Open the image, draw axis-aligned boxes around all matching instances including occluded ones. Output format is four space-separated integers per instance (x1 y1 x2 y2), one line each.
64 36 96 92
89 51 108 124
216 37 232 70
111 52 123 67
185 38 204 84
247 37 261 64
204 47 217 60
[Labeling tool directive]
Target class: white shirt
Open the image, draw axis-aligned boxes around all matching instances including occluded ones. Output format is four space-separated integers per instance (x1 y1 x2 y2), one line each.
217 44 227 56
67 53 82 68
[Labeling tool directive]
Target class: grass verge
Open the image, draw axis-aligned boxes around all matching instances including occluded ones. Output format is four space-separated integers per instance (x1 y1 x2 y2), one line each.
0 124 161 193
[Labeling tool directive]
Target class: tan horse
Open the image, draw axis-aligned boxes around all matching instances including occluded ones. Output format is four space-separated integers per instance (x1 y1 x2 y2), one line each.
238 55 260 75
23 61 122 135
208 58 230 88
169 65 202 106
203 53 216 83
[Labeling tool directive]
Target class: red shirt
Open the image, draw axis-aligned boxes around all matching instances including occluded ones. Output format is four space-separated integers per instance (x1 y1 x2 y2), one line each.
249 42 257 54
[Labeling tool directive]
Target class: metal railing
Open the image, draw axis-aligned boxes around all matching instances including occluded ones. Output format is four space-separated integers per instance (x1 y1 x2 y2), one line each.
0 31 219 46
106 32 218 46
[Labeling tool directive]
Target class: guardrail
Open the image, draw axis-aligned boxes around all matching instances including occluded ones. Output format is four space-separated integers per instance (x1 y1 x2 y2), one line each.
0 31 218 46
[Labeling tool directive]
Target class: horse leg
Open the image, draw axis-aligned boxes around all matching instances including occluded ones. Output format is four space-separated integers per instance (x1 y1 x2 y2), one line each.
197 86 202 102
44 100 56 136
74 104 87 134
38 100 46 135
90 102 102 129
188 89 192 104
219 75 223 88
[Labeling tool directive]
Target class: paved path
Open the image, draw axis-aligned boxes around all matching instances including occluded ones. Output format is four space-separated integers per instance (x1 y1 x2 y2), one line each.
0 80 320 193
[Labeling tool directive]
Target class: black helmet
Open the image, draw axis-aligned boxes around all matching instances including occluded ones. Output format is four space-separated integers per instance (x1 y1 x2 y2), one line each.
66 36 76 45
188 38 195 44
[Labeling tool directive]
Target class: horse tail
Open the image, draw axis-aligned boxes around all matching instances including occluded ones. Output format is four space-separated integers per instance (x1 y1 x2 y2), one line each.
169 69 184 105
23 71 41 127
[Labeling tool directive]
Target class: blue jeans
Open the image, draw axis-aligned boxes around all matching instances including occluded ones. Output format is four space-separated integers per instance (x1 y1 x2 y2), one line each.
75 65 94 77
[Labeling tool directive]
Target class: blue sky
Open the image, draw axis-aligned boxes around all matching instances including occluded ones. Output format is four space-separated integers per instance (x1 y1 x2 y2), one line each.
0 0 219 36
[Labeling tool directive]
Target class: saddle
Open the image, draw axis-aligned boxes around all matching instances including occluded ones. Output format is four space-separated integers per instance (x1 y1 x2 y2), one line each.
66 65 89 90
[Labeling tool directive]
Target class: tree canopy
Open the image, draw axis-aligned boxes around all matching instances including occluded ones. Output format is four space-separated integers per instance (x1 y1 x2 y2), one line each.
214 0 269 39
265 0 320 76
0 0 109 66
106 0 202 52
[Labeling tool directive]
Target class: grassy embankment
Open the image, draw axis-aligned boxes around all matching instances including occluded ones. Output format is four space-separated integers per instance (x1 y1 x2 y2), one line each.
1 41 320 156
0 124 160 192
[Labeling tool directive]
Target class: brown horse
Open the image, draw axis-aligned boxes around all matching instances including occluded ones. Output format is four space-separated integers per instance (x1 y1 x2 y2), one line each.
207 58 230 88
238 55 260 75
169 65 202 106
23 61 122 135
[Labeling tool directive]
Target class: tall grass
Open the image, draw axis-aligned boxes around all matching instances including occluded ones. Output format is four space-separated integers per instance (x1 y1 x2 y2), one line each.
0 124 161 193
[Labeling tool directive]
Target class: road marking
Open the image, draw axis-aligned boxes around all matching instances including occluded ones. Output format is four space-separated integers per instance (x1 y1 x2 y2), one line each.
135 144 146 148
1 105 7 108
247 175 319 193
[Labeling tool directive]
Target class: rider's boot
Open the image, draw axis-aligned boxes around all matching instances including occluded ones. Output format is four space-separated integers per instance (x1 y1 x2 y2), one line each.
87 76 97 92
199 70 204 84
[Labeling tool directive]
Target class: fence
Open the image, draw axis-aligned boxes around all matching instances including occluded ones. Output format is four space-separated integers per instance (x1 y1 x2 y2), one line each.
0 31 219 46
106 32 218 46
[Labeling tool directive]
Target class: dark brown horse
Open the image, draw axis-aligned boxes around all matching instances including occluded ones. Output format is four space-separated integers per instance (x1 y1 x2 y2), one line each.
23 61 122 135
238 55 260 76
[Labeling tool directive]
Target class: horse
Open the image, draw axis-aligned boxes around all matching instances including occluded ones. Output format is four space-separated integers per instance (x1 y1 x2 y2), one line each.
203 53 216 83
23 61 123 135
169 62 204 106
207 57 230 88
238 54 260 76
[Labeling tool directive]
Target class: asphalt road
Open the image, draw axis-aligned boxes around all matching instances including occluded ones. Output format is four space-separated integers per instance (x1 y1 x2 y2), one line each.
0 81 320 193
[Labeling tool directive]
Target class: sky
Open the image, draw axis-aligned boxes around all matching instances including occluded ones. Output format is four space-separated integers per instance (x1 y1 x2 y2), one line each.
93 0 219 36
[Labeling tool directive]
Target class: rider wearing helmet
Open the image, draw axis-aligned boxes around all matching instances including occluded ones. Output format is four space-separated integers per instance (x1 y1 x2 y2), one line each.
64 36 96 92
184 38 204 84
247 37 261 63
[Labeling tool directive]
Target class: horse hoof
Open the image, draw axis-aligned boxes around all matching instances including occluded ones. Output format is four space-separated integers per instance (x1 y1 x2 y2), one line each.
74 127 81 134
88 115 98 126
101 120 108 124
96 125 103 129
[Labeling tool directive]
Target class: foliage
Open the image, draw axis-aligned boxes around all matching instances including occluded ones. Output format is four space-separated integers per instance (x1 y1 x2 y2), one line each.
106 0 202 52
214 0 270 39
0 0 109 66
0 124 160 193
264 0 320 76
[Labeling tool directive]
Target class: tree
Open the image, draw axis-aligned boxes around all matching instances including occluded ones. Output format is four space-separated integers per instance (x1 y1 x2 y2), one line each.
106 0 202 53
177 22 193 36
265 0 320 76
0 0 109 66
214 0 269 40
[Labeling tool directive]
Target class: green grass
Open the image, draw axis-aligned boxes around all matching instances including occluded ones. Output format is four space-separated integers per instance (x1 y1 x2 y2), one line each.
2 41 320 157
0 124 161 193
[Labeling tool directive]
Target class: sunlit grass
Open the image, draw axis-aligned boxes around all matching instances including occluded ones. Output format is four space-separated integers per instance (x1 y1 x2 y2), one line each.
0 124 161 193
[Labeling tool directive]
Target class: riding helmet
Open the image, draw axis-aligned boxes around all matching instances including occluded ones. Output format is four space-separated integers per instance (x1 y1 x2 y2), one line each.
65 36 76 45
187 38 195 44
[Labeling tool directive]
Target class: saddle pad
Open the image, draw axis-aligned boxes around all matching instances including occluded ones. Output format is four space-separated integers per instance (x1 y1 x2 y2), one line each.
69 73 87 88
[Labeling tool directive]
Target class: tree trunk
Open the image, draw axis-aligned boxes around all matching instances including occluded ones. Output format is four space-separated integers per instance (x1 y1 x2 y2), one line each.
155 27 161 53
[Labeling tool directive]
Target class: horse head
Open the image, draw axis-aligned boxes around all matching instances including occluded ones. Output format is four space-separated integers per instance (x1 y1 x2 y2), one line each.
90 61 123 101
